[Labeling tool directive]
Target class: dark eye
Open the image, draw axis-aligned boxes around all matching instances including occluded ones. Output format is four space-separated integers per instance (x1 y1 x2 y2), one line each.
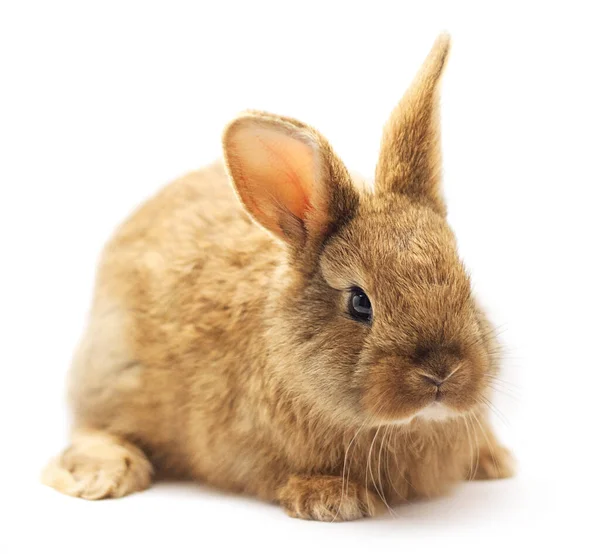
348 287 372 323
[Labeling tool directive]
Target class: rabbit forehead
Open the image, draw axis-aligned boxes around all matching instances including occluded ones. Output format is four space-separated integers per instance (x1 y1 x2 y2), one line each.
320 195 466 293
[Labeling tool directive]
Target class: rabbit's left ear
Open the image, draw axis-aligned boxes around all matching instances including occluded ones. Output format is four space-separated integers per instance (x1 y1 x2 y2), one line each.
375 34 451 215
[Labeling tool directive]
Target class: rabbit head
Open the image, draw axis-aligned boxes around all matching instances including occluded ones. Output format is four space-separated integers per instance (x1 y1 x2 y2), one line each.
223 34 495 428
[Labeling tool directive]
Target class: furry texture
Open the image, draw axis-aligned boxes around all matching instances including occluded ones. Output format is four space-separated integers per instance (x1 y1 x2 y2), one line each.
43 34 514 521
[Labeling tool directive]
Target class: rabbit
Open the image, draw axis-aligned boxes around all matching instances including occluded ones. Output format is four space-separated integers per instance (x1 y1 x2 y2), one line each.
42 33 514 521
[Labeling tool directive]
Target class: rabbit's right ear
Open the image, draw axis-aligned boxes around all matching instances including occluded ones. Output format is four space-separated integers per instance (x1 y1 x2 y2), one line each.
223 112 359 249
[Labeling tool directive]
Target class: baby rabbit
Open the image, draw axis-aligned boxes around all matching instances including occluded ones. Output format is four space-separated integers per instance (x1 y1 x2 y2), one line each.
43 34 514 521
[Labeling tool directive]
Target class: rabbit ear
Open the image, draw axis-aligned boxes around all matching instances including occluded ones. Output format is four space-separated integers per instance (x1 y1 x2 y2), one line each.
375 33 451 214
223 112 358 248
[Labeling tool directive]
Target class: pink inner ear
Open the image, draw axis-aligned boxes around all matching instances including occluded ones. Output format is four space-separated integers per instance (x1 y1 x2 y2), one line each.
253 134 313 220
226 123 322 239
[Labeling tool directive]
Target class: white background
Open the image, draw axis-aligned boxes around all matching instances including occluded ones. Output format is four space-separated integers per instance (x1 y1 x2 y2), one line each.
1 1 599 552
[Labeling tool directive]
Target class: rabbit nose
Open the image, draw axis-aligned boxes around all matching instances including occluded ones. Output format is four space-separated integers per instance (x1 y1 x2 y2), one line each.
422 375 444 387
420 373 446 400
413 343 461 380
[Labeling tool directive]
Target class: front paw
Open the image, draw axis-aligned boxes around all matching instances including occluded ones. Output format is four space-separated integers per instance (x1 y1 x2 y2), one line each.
278 475 382 522
474 445 516 480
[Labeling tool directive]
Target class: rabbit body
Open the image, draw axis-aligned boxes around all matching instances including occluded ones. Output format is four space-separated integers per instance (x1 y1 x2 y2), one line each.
43 35 514 521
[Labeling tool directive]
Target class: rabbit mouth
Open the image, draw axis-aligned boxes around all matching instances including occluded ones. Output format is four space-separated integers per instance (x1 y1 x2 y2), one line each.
359 348 487 424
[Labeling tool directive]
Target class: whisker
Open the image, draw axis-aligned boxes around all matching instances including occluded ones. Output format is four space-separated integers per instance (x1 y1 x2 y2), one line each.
468 413 480 479
366 423 395 516
480 395 511 428
483 374 521 392
383 426 402 503
333 414 370 522
462 414 475 480
486 383 521 402
378 425 397 517
472 411 500 476
465 324 508 350
393 425 416 495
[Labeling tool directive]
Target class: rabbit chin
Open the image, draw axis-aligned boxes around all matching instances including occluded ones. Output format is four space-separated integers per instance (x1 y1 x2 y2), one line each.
417 402 459 422
388 402 458 426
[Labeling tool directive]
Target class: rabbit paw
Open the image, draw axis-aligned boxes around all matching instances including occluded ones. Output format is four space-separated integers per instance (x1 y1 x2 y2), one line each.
278 475 382 521
473 444 516 480
42 430 152 500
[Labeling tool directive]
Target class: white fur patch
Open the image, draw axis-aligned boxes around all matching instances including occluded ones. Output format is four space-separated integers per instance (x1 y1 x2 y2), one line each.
417 402 456 421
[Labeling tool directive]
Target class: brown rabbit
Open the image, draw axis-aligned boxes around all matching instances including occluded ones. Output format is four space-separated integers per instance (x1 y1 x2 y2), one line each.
42 34 514 521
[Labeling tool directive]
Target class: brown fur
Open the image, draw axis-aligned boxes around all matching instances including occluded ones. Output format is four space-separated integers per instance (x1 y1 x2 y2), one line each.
42 34 514 521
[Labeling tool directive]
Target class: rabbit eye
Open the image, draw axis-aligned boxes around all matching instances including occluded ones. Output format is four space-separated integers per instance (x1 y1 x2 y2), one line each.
348 287 372 323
